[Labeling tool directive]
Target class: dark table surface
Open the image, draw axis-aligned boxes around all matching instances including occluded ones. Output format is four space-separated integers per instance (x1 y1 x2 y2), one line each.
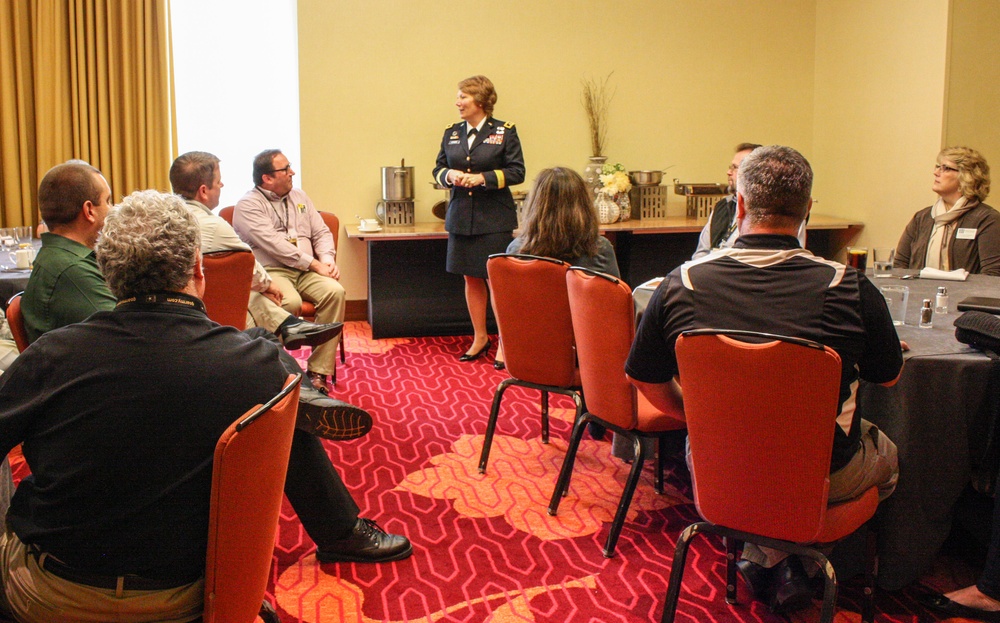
633 269 1000 589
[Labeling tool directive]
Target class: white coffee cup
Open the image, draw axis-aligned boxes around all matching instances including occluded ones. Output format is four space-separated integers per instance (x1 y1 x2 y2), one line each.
358 218 379 232
10 247 34 269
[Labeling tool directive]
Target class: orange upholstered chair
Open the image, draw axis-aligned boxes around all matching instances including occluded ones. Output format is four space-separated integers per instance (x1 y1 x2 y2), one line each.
298 211 346 367
548 268 686 557
662 329 879 623
5 293 29 353
218 206 235 225
203 373 300 623
202 251 255 330
478 254 583 474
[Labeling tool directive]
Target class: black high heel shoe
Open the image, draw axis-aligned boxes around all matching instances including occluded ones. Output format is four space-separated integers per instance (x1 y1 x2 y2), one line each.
459 339 491 362
493 359 506 370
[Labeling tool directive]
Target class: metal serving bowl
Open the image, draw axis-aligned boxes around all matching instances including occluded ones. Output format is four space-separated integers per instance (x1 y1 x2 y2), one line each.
629 170 665 186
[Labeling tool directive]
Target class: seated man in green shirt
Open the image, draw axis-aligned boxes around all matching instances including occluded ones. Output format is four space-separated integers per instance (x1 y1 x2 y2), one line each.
21 161 115 343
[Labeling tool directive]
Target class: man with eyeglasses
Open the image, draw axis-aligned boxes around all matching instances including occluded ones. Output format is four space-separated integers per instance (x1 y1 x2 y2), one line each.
234 149 345 390
691 142 805 259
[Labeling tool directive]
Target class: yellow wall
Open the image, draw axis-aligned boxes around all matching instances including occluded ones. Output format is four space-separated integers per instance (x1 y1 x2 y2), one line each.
945 0 1000 175
298 0 985 299
811 0 950 254
298 0 818 299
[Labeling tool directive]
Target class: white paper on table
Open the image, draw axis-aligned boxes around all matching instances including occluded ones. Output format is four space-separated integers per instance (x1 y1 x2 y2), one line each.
918 267 969 281
637 277 665 290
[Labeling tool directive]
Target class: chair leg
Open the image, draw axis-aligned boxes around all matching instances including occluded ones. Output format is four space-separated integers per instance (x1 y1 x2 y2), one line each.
725 537 739 604
548 413 590 515
541 390 550 443
339 338 346 364
660 523 704 623
803 550 838 623
862 525 878 623
603 433 645 557
655 435 666 494
479 379 514 474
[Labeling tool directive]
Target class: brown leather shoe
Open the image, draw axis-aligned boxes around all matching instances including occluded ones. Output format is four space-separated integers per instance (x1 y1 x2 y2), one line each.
307 371 330 395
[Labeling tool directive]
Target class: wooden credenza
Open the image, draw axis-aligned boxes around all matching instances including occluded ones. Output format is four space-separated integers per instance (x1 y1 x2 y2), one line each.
347 215 863 338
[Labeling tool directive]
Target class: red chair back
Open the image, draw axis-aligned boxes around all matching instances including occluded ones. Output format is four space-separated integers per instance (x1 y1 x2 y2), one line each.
299 211 340 321
318 211 340 253
565 268 638 429
203 374 300 623
5 293 29 353
675 330 842 543
218 206 235 225
487 254 576 387
202 251 255 330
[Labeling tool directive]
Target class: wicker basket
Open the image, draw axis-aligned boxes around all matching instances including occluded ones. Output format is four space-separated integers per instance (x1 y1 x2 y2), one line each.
628 185 669 220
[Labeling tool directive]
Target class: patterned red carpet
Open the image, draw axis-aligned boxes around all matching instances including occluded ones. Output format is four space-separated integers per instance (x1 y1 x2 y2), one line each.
5 321 970 622
270 322 968 623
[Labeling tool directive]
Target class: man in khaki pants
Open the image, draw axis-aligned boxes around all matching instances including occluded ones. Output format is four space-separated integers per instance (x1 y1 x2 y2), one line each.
234 149 345 390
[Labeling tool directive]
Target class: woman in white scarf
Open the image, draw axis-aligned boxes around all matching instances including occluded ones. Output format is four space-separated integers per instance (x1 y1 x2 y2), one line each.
895 146 1000 276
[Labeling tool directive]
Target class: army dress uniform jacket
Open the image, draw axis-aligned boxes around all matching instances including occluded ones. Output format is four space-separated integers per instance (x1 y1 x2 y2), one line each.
433 117 525 236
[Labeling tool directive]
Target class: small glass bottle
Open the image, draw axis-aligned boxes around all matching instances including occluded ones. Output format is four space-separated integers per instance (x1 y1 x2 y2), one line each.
919 299 934 328
935 286 949 314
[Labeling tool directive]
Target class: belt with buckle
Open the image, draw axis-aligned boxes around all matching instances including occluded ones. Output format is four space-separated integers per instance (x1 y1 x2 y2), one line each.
35 552 194 591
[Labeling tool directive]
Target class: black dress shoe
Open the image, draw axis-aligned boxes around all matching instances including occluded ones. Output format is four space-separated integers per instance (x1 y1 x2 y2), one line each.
280 320 343 350
919 591 1000 622
736 559 776 603
459 339 491 362
316 518 413 564
298 386 373 441
307 371 330 395
770 557 813 614
493 359 506 370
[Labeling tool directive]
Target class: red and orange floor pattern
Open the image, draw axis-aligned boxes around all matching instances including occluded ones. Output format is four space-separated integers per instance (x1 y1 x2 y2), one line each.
10 321 972 622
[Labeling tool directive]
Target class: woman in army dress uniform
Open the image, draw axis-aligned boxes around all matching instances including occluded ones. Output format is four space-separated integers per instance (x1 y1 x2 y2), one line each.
433 75 525 364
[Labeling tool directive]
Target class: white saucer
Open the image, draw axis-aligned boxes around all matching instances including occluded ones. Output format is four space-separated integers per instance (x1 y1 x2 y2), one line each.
358 226 382 233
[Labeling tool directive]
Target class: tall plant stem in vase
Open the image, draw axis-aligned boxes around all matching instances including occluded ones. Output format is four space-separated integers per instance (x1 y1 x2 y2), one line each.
582 72 615 158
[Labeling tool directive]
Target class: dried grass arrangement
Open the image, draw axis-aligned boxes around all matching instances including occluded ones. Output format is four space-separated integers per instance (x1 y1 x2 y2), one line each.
581 72 616 157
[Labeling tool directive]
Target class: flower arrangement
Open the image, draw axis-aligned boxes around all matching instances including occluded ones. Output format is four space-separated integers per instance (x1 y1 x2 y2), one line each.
594 162 632 224
598 162 632 196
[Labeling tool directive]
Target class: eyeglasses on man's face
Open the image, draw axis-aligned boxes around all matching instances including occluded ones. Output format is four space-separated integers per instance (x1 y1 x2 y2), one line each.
934 163 959 174
268 164 293 175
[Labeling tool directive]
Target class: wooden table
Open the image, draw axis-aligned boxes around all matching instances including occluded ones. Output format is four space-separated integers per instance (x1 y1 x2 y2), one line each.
347 215 863 338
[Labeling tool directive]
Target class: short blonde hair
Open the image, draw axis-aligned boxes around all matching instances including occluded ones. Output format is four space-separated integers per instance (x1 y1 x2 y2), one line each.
939 146 991 202
458 75 497 117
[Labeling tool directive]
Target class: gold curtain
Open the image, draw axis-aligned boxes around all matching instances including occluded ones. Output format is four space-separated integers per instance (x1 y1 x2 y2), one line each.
0 0 172 228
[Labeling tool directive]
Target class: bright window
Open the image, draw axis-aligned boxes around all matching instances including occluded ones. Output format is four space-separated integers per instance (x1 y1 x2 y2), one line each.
169 0 301 211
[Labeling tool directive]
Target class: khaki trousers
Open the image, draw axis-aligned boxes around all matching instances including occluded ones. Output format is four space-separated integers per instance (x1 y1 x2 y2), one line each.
0 528 203 623
264 267 346 375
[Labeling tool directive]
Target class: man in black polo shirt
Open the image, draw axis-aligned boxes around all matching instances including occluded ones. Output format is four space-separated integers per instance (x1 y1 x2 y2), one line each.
626 145 903 614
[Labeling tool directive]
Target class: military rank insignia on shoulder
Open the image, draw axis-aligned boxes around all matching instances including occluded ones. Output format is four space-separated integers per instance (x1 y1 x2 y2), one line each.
504 121 514 129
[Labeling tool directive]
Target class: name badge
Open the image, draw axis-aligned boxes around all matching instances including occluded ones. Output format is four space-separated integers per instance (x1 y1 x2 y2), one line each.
956 228 977 240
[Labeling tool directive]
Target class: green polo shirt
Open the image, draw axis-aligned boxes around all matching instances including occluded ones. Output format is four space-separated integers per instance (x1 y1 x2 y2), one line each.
22 233 116 344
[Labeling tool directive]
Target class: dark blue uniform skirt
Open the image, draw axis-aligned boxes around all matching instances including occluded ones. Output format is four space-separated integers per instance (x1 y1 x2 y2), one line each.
447 231 513 279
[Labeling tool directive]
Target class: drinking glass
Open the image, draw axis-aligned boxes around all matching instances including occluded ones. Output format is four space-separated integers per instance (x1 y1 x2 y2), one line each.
846 246 868 273
872 248 894 277
880 285 909 326
0 229 15 268
16 226 33 248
